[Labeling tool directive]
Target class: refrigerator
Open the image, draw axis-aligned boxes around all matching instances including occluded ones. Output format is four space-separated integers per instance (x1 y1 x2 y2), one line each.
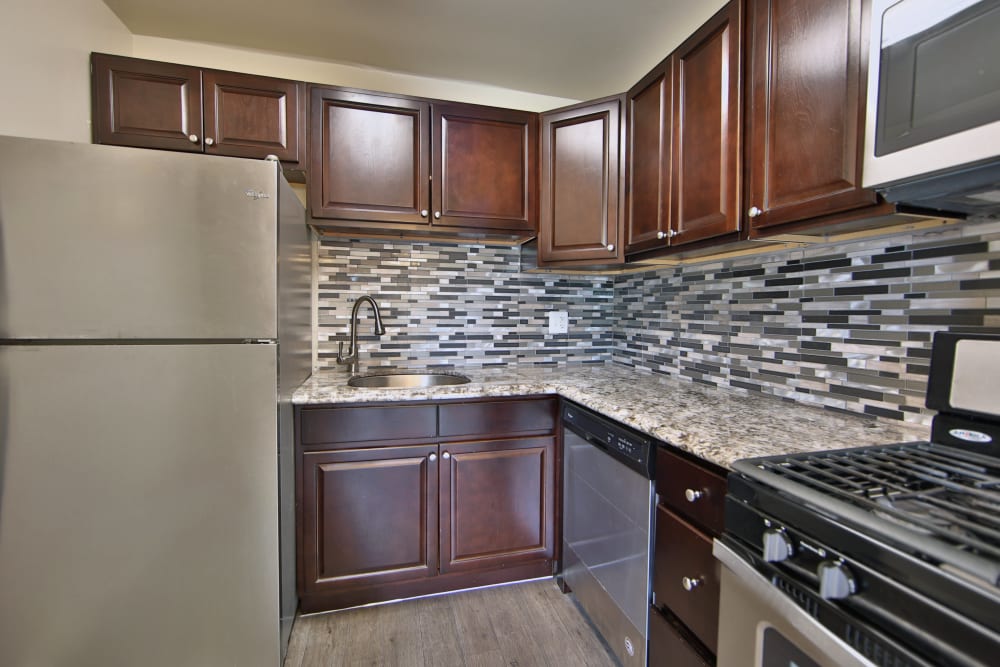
0 136 312 666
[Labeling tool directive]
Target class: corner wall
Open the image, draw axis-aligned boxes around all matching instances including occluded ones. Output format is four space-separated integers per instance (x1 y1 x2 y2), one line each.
0 0 132 142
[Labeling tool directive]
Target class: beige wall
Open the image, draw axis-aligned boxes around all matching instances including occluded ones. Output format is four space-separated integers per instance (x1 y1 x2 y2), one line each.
0 0 132 142
131 36 578 111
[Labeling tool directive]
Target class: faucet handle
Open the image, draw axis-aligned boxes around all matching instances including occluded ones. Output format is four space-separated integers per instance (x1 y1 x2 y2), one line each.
336 341 353 364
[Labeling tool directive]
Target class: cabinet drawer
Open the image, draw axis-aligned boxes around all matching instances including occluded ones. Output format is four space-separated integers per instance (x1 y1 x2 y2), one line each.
653 505 720 654
656 447 726 535
648 607 712 667
439 398 556 439
299 405 437 447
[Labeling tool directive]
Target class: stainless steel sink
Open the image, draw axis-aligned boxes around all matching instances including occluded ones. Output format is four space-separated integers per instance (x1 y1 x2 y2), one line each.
347 372 471 389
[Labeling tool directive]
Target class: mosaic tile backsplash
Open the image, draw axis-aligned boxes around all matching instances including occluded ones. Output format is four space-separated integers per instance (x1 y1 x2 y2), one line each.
315 219 1000 425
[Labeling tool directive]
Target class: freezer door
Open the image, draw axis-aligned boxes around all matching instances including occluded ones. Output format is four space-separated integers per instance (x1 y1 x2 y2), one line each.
0 344 279 667
0 136 278 340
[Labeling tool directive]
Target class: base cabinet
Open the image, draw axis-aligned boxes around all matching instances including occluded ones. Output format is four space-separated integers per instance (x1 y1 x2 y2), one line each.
296 398 557 612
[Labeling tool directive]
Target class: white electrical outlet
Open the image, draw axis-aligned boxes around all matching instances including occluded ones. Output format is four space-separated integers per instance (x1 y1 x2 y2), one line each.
548 311 569 334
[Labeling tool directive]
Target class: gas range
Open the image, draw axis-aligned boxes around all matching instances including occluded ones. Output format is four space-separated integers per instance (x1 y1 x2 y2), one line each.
716 333 1000 667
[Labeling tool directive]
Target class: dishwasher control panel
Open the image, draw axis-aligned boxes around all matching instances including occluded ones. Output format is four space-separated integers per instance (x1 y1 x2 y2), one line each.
563 402 655 479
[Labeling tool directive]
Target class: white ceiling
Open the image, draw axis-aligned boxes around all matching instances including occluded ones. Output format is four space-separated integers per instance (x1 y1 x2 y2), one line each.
102 0 726 100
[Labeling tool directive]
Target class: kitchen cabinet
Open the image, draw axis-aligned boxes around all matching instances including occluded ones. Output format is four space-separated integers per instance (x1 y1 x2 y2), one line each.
310 86 537 235
538 96 625 266
91 53 305 164
744 0 878 234
625 1 742 257
650 446 727 664
296 397 557 612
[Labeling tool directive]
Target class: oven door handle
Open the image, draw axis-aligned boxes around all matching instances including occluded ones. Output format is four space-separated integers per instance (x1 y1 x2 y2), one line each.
712 539 884 667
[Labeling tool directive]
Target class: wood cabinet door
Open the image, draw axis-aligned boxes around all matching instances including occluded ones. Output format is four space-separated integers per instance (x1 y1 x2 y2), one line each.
539 97 624 264
670 1 742 246
91 53 203 153
431 103 537 232
309 87 430 224
745 0 877 232
625 59 673 255
300 445 438 594
203 70 304 163
439 437 555 575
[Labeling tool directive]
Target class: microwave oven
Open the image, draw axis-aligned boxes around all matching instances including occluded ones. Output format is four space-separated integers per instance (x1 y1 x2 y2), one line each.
863 0 1000 215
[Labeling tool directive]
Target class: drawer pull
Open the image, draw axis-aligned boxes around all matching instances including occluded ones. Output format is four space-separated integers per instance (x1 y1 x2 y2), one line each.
681 576 703 592
684 488 705 503
428 453 437 462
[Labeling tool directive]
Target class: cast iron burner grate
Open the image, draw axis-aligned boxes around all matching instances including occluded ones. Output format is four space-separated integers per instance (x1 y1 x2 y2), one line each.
735 442 1000 587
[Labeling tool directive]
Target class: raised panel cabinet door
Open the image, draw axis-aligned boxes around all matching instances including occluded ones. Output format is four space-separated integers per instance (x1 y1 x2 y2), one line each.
432 103 537 232
310 87 430 223
625 59 673 255
203 70 304 163
91 53 203 152
745 0 877 232
670 1 743 246
439 437 555 575
539 96 624 264
300 445 438 595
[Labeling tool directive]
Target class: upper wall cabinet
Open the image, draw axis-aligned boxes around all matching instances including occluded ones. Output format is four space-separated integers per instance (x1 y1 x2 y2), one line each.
538 96 624 265
91 53 305 165
310 86 537 236
625 1 742 257
744 0 878 233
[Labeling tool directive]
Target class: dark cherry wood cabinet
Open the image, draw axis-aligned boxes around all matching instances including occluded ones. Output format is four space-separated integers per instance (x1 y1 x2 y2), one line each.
538 96 625 265
649 446 727 664
670 1 742 247
91 53 305 164
744 0 878 234
310 88 537 235
625 60 673 255
296 397 558 613
433 103 536 232
309 87 430 225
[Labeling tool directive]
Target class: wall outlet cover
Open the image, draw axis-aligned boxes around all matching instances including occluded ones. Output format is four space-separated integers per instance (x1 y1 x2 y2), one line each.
548 311 569 334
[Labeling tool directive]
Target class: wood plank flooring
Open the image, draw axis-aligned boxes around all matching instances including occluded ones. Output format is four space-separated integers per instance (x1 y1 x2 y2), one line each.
284 579 618 667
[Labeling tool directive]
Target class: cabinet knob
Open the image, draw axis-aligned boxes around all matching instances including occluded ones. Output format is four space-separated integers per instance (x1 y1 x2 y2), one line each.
434 211 442 219
442 451 450 460
205 137 215 146
684 488 704 503
657 231 667 240
668 229 678 238
188 134 199 143
428 453 437 462
681 576 703 592
420 209 428 217
606 244 615 252
748 206 762 218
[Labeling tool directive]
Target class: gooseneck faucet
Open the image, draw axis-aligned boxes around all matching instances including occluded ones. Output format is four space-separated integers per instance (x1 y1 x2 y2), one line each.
337 295 386 375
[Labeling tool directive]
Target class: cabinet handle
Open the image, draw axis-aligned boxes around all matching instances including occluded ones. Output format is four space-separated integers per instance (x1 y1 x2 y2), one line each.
606 244 615 252
205 137 215 146
434 211 442 219
668 229 678 238
442 451 450 460
188 134 199 143
657 231 667 240
420 209 428 217
681 576 703 592
684 488 704 503
748 206 762 218
428 453 437 462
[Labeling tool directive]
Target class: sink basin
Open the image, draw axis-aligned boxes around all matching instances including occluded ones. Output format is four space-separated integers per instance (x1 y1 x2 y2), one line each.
347 372 471 389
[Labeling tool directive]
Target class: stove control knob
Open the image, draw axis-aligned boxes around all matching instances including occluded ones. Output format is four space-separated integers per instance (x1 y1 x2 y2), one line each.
817 560 856 600
762 528 794 563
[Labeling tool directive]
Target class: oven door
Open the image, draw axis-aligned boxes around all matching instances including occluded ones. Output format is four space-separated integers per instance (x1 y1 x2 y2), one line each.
713 540 876 667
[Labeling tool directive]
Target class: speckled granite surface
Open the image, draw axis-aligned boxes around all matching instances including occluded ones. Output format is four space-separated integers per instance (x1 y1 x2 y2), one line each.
293 364 929 469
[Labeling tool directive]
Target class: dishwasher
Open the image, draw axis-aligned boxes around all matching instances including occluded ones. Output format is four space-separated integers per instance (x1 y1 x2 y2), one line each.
560 400 656 667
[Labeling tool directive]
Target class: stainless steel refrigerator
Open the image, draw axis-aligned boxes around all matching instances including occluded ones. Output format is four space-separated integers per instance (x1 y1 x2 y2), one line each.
0 136 311 666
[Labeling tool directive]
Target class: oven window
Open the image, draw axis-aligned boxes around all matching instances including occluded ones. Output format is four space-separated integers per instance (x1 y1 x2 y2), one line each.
760 627 823 667
876 0 1000 156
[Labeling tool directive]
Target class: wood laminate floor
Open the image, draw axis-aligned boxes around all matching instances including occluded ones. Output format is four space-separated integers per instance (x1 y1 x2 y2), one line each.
283 579 619 667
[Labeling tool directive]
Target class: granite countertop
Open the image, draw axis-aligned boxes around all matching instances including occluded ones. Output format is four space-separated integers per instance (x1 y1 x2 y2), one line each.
293 364 929 470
